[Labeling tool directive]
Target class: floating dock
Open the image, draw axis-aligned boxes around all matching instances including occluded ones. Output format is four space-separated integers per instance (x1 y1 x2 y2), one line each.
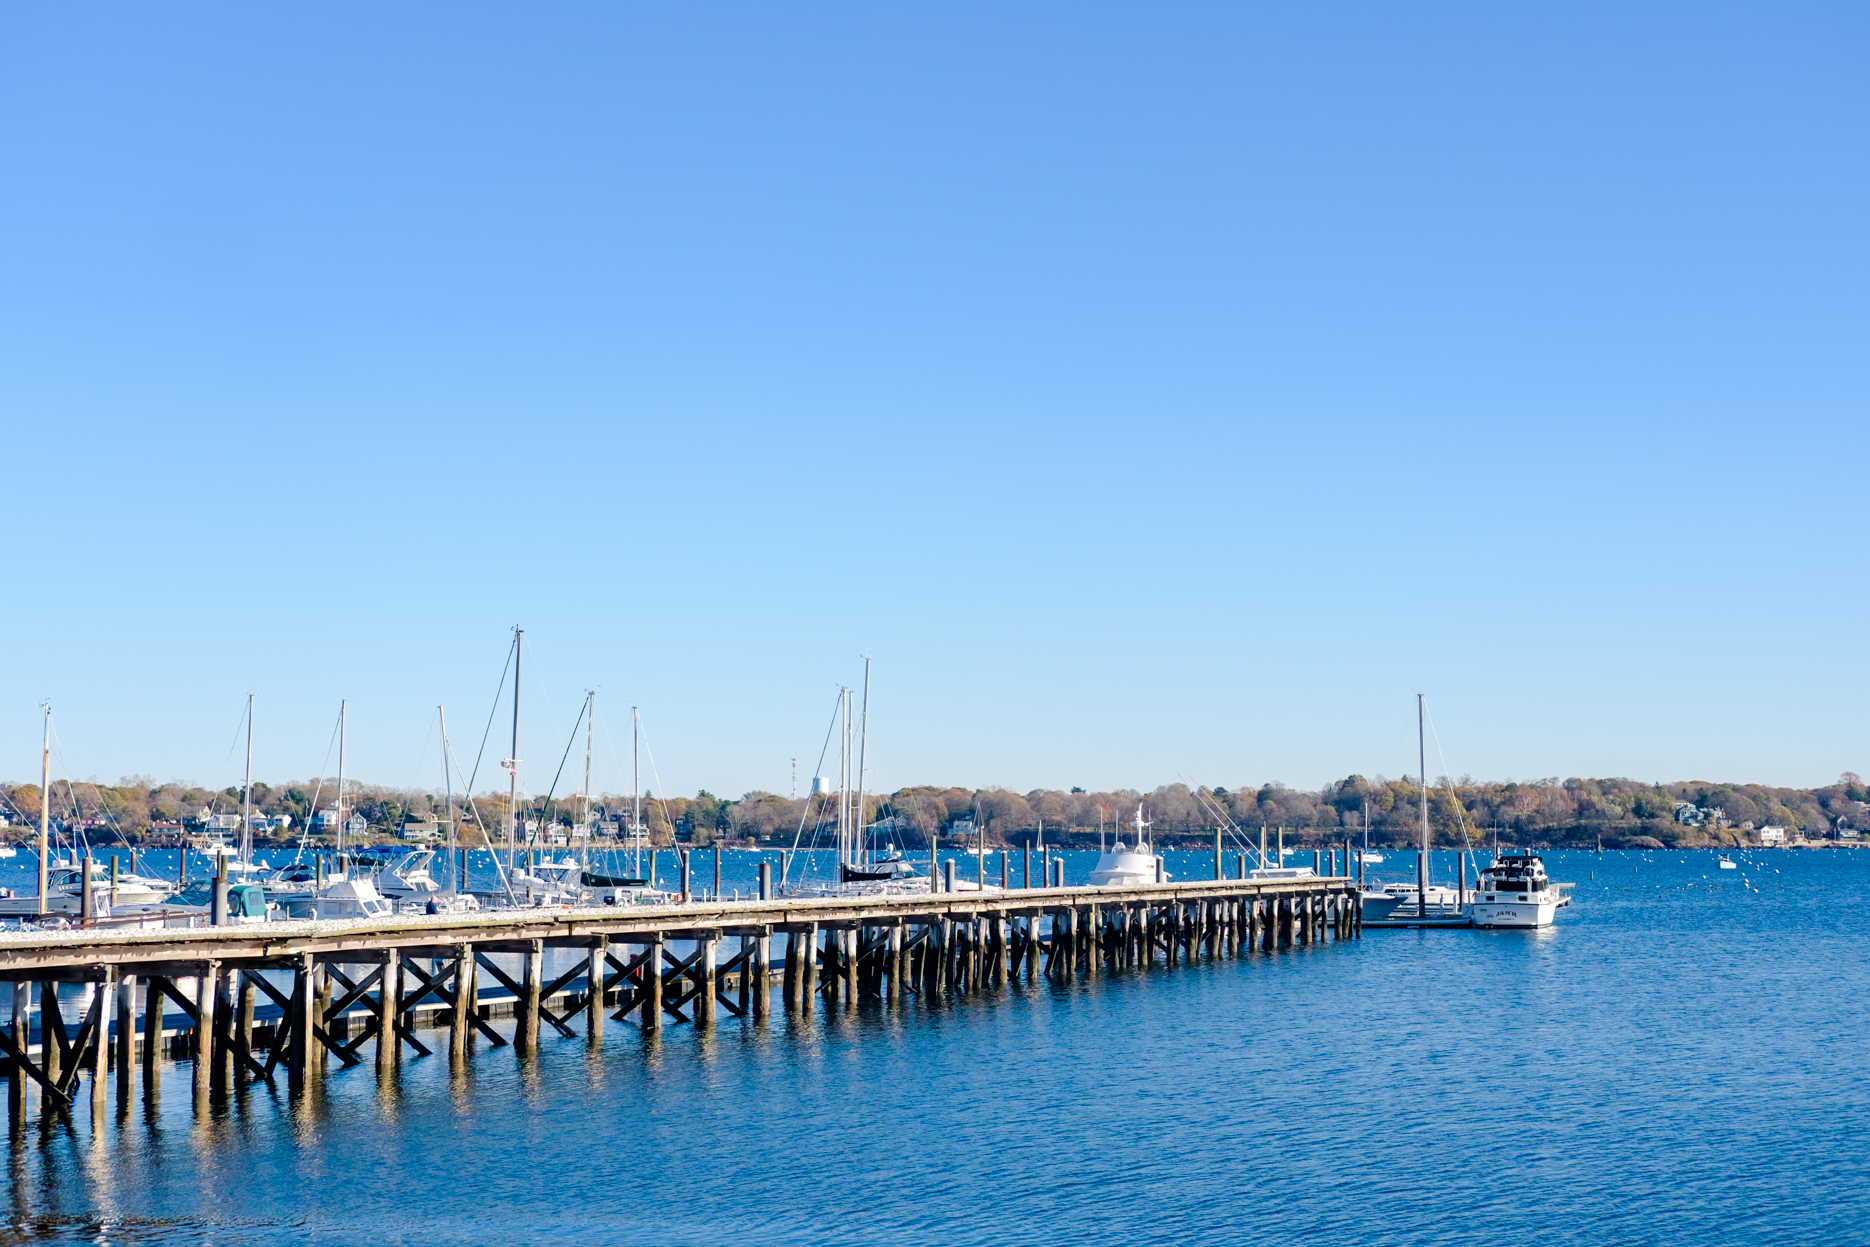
0 874 1360 1121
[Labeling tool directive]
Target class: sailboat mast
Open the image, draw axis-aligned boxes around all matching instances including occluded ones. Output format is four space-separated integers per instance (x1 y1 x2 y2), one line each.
839 687 851 868
582 691 595 868
856 657 870 865
439 704 455 886
336 699 347 861
632 706 642 877
241 693 254 868
507 628 523 872
37 703 49 917
1417 693 1429 907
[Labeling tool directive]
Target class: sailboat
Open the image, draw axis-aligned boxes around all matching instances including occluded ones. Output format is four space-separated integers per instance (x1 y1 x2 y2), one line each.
1358 800 1384 863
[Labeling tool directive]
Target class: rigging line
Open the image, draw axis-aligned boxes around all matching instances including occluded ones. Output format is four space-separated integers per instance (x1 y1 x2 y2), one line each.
1423 703 1480 864
444 733 518 906
633 720 682 864
464 631 517 800
782 692 843 886
206 699 252 817
1191 788 1257 861
44 718 132 852
529 696 589 846
1176 773 1256 857
292 709 345 866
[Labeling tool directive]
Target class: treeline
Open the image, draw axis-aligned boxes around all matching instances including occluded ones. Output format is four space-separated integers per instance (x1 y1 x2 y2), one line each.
3 771 1865 851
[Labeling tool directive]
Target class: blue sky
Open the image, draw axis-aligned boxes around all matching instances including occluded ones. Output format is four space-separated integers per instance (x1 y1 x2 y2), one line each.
1 3 1864 800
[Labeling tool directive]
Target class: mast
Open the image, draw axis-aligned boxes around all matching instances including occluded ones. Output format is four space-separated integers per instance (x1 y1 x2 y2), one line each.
856 657 870 865
838 687 851 867
1417 693 1429 908
439 704 455 888
505 628 523 872
37 703 49 917
241 693 254 869
632 705 641 878
582 690 595 869
336 699 347 862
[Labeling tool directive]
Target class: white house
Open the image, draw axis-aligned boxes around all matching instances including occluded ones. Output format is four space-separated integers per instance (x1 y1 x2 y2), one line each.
1758 826 1787 845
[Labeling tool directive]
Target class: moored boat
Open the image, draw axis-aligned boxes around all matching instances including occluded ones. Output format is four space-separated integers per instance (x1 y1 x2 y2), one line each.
1088 806 1166 886
1471 851 1559 928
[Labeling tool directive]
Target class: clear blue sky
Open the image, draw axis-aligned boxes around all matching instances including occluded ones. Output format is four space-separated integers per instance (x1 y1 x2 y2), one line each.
2 3 1864 801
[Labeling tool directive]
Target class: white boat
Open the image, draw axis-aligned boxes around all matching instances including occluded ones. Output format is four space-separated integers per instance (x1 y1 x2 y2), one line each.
0 846 16 859
1471 852 1560 928
313 876 396 920
1358 887 1403 921
1717 855 1737 870
1088 806 1166 886
0 863 178 917
508 855 588 905
1249 864 1318 881
1373 878 1463 917
1357 850 1385 864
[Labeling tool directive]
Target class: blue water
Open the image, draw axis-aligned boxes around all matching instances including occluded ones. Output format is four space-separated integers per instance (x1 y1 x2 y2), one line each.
3 848 1866 1245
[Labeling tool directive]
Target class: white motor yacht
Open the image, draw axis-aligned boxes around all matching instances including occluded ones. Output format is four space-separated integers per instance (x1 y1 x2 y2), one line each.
313 876 396 920
373 849 445 904
0 863 177 918
1358 887 1403 922
508 855 588 905
1471 852 1560 928
1088 806 1166 886
1718 855 1738 870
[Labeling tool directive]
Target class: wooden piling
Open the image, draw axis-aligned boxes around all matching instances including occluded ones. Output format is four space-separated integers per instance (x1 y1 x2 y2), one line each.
8 983 25 1126
451 943 473 1058
797 926 817 1007
376 950 399 1072
89 967 113 1113
752 928 771 1019
642 935 664 1030
236 972 256 1074
782 931 800 1011
587 937 607 1042
115 973 136 1100
194 962 219 1106
289 954 315 1091
313 965 331 1076
698 935 717 1026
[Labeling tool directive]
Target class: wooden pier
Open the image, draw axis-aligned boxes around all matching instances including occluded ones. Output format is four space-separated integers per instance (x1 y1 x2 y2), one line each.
0 874 1359 1120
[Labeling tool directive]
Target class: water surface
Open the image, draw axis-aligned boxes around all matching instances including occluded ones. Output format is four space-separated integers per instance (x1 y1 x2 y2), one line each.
2 848 1863 1245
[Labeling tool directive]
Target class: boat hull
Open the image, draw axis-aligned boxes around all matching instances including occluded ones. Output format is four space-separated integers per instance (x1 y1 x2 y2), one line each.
1471 898 1557 928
